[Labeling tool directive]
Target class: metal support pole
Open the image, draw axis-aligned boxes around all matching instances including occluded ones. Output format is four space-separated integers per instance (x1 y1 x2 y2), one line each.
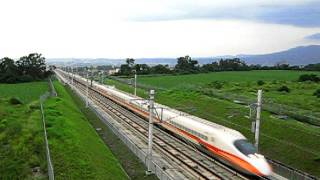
86 71 89 108
71 67 74 86
90 69 93 87
100 73 103 84
254 90 262 150
146 89 155 175
134 73 137 96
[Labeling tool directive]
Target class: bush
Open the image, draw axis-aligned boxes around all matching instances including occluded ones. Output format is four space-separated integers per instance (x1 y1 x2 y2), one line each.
313 89 320 98
298 74 320 82
278 85 290 93
9 97 23 105
257 80 265 86
207 81 224 89
29 102 40 110
18 74 34 82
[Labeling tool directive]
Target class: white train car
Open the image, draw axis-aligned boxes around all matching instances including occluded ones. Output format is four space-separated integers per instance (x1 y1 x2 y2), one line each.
59 70 272 177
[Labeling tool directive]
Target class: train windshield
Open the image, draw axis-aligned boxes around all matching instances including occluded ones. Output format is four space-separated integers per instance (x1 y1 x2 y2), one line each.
234 139 257 156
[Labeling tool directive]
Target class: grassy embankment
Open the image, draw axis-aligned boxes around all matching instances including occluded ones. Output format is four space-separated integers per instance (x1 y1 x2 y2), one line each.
44 81 128 179
63 82 157 180
105 70 320 177
0 82 48 179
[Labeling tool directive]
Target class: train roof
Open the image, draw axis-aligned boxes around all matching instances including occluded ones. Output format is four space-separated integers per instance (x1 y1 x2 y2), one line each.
158 104 245 138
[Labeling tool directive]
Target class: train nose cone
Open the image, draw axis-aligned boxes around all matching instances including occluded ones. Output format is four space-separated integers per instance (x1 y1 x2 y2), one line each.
259 162 272 176
254 155 272 176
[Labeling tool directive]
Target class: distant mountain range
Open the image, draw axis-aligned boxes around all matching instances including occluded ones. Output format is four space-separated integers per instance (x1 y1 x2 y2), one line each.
236 45 320 65
47 45 320 66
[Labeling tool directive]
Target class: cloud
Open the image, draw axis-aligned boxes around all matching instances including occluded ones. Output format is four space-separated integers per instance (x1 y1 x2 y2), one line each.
0 0 319 58
131 0 320 27
305 33 320 40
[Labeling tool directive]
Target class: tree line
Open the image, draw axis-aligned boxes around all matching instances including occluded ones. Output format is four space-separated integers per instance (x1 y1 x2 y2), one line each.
116 56 320 76
0 53 52 83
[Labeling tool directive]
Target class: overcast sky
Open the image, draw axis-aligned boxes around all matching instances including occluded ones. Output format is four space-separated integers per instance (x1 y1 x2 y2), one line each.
1 0 320 58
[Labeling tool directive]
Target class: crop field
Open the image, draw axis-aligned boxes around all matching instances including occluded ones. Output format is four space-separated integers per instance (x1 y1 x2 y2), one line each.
137 70 320 112
0 82 48 179
44 81 128 179
126 70 320 127
137 70 320 87
105 70 320 177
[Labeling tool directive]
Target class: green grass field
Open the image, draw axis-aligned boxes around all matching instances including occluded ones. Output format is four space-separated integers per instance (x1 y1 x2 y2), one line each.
137 70 320 88
44 81 128 179
0 82 48 104
105 70 320 177
137 70 320 112
0 82 48 179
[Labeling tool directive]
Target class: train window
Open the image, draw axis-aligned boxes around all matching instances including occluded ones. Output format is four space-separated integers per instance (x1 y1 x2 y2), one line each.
234 139 257 156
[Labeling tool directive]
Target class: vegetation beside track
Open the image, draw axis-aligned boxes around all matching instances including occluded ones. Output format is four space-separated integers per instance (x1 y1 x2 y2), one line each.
44 81 128 179
104 70 320 177
0 81 48 104
0 82 48 179
64 83 157 180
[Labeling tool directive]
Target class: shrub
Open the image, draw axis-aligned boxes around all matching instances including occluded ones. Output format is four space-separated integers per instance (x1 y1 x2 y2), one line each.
29 102 40 110
277 85 290 93
18 74 34 82
298 74 320 82
313 89 320 98
207 81 224 89
9 97 23 105
257 80 265 86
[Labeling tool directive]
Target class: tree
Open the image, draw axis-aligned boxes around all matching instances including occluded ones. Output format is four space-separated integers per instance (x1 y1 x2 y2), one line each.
119 64 131 76
0 53 51 83
134 64 150 75
218 58 248 71
303 63 320 71
201 62 219 72
16 53 47 79
151 64 171 74
0 57 19 83
175 55 199 73
126 58 135 68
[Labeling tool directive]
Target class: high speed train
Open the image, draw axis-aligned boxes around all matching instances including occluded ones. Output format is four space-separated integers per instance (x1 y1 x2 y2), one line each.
58 69 272 177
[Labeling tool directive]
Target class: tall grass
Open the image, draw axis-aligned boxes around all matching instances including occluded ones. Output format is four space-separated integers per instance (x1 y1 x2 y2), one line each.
0 82 47 179
44 81 128 179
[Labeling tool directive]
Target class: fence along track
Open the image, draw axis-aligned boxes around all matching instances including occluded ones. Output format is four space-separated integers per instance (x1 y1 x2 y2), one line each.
39 78 57 180
72 77 251 180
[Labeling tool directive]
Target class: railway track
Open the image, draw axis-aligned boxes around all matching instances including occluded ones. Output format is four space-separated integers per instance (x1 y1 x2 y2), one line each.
58 70 266 180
